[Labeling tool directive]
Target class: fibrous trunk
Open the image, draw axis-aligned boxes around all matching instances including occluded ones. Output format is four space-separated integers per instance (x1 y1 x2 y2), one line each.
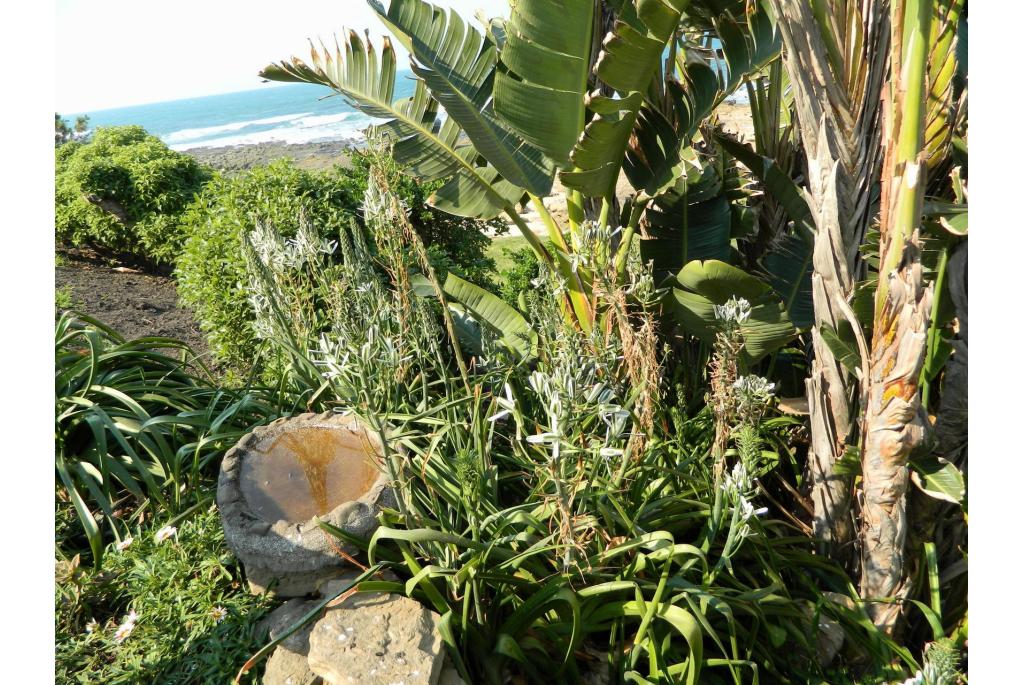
768 0 890 562
858 0 934 632
859 238 931 631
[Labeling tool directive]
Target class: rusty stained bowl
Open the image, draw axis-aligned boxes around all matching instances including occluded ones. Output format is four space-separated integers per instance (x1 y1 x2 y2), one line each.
217 412 395 596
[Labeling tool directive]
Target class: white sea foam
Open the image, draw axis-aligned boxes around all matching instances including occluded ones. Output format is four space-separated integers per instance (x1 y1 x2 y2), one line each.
163 112 314 144
293 112 357 127
168 112 375 150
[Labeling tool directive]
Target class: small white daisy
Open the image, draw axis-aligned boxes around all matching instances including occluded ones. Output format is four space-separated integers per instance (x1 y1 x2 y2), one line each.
209 606 228 623
85 619 99 634
116 537 133 551
153 526 177 544
112 610 139 644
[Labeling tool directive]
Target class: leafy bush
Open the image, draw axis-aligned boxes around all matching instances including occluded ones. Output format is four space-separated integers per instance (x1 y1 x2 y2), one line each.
176 152 503 379
56 507 273 684
175 159 357 377
55 313 290 566
55 126 211 264
495 244 540 304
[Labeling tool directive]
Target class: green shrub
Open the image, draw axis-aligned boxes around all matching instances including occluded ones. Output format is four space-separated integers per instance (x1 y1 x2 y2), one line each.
495 244 540 303
55 126 211 264
55 507 273 684
236 161 908 683
176 151 504 379
175 159 360 377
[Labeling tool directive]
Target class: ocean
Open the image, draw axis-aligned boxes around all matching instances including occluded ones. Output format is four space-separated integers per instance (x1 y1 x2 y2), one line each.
68 65 745 152
67 78 417 151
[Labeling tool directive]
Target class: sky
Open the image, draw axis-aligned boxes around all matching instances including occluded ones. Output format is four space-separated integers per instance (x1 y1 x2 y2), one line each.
55 0 508 113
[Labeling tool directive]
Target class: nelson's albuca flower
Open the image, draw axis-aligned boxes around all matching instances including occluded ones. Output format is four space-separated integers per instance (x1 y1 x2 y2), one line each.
713 297 751 326
154 526 177 544
488 383 516 422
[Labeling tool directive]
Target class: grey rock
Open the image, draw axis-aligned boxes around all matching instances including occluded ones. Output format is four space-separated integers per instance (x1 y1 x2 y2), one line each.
248 566 361 598
263 646 322 685
437 661 466 685
259 599 324 685
258 598 321 654
218 412 397 597
307 593 445 685
317 570 397 600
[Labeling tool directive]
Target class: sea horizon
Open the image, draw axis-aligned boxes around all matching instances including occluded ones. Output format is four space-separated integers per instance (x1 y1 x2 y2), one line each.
62 77 417 151
62 60 747 153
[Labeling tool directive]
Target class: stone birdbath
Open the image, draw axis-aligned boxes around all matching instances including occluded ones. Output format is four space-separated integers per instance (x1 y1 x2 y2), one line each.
217 411 394 596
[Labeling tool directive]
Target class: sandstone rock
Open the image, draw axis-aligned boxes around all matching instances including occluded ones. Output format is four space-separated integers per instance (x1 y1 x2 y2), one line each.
307 593 445 685
259 599 324 685
263 646 322 685
437 661 467 685
218 412 396 597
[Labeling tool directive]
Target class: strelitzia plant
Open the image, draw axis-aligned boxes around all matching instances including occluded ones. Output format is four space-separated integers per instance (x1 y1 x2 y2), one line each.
259 0 789 334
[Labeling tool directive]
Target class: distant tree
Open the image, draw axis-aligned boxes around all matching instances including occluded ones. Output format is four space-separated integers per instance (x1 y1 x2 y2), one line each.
74 115 90 134
55 113 72 146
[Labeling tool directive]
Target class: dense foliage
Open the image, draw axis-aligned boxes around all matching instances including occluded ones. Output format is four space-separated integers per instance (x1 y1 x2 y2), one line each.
237 159 921 683
176 153 503 380
55 126 211 264
54 0 968 682
264 3 967 677
174 159 358 376
55 312 292 566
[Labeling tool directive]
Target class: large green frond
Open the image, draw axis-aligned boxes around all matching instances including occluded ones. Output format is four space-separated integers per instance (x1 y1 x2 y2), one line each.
561 0 691 198
260 30 521 219
640 157 733 280
664 259 798 363
494 0 595 166
370 0 554 196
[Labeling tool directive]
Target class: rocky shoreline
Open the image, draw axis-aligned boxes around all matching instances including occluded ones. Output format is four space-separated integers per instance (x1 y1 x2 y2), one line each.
182 139 359 174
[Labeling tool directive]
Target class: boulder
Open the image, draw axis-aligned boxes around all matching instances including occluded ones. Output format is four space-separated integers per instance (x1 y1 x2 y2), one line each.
217 412 395 596
258 599 323 685
307 593 445 685
437 661 467 685
264 646 322 685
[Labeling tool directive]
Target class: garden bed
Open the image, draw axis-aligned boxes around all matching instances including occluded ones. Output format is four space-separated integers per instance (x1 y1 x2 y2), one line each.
56 249 209 358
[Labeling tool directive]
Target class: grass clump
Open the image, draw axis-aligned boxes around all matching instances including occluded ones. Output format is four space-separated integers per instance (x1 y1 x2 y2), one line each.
55 284 76 310
55 507 273 684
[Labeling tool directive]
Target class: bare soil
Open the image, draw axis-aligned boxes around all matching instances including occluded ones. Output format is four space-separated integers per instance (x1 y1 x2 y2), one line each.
56 248 209 358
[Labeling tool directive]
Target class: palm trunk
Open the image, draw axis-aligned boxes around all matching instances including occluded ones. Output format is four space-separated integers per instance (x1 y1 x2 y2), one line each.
768 0 890 563
858 0 933 633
